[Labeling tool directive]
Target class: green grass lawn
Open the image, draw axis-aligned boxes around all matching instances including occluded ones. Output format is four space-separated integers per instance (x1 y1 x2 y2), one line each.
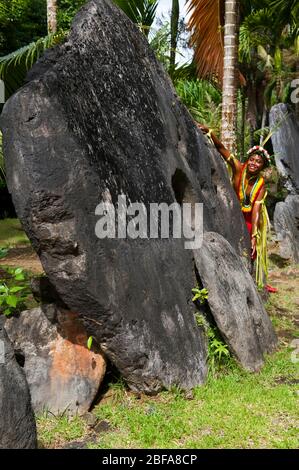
0 218 29 247
36 344 298 449
90 352 298 449
36 260 299 449
36 347 298 449
36 259 298 449
0 219 295 449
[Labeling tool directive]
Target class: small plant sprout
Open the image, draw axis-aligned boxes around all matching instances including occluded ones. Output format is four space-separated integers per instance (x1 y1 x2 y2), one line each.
87 336 93 350
0 267 29 316
192 285 230 372
205 326 231 374
192 286 208 304
0 283 27 316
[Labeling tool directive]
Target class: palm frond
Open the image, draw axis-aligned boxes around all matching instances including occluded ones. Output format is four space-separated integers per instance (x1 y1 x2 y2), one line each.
269 0 299 30
170 62 197 83
176 79 222 132
0 31 67 98
149 21 171 67
239 23 252 63
187 0 224 83
239 8 275 63
113 0 158 37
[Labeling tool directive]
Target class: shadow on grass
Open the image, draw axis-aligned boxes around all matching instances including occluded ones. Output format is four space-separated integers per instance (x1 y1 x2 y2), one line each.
269 253 291 269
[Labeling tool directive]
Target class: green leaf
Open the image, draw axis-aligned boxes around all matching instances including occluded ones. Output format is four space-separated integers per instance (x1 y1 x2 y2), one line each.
9 286 26 293
87 336 93 350
14 274 25 281
4 308 12 316
0 32 68 98
14 268 23 275
5 295 18 308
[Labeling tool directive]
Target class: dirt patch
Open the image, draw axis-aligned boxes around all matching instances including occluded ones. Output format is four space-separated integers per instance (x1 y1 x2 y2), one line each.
266 257 299 342
0 245 44 274
274 376 299 385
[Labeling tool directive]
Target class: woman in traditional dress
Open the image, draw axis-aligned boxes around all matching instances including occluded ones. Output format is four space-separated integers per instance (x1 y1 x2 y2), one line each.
198 123 275 291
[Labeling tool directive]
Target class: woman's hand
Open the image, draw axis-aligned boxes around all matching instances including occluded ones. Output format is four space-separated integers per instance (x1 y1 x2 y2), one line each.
251 236 257 259
196 123 209 134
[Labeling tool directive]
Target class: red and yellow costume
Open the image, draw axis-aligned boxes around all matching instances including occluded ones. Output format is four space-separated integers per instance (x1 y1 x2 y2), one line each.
235 161 269 288
204 132 273 290
237 162 265 239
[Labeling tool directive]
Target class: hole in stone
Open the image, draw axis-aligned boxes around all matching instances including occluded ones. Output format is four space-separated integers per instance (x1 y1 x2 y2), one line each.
171 169 199 230
246 294 254 309
172 169 188 205
171 169 197 206
14 349 25 368
89 359 127 411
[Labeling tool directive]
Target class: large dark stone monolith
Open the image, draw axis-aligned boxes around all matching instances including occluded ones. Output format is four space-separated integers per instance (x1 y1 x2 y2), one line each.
1 0 276 392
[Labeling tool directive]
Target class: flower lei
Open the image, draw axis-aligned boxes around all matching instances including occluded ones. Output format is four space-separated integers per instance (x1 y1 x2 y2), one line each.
238 164 264 213
246 145 271 164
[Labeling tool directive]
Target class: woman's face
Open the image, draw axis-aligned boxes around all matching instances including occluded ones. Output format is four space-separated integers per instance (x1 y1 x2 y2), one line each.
247 154 264 175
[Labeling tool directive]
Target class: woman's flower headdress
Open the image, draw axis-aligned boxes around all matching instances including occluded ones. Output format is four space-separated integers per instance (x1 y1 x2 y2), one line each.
246 145 271 165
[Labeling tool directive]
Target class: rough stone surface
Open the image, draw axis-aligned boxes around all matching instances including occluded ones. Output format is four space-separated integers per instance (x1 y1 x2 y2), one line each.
269 103 299 194
30 275 68 308
274 195 299 263
5 305 106 414
0 0 253 392
0 319 37 449
194 232 277 371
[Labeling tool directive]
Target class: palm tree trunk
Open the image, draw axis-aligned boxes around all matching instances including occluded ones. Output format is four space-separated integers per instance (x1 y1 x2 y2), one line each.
249 125 254 147
240 89 246 161
170 0 180 75
259 105 267 145
221 0 239 153
47 0 57 34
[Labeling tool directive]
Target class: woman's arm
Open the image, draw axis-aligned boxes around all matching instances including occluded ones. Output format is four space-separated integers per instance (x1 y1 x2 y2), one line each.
251 186 266 258
196 123 242 173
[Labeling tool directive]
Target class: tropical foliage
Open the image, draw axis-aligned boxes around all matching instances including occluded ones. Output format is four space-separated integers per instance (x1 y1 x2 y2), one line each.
0 0 297 154
0 0 160 99
0 31 66 97
0 0 47 56
187 0 225 84
176 80 222 134
0 0 80 99
0 267 29 317
56 0 86 30
187 0 299 151
113 0 158 37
